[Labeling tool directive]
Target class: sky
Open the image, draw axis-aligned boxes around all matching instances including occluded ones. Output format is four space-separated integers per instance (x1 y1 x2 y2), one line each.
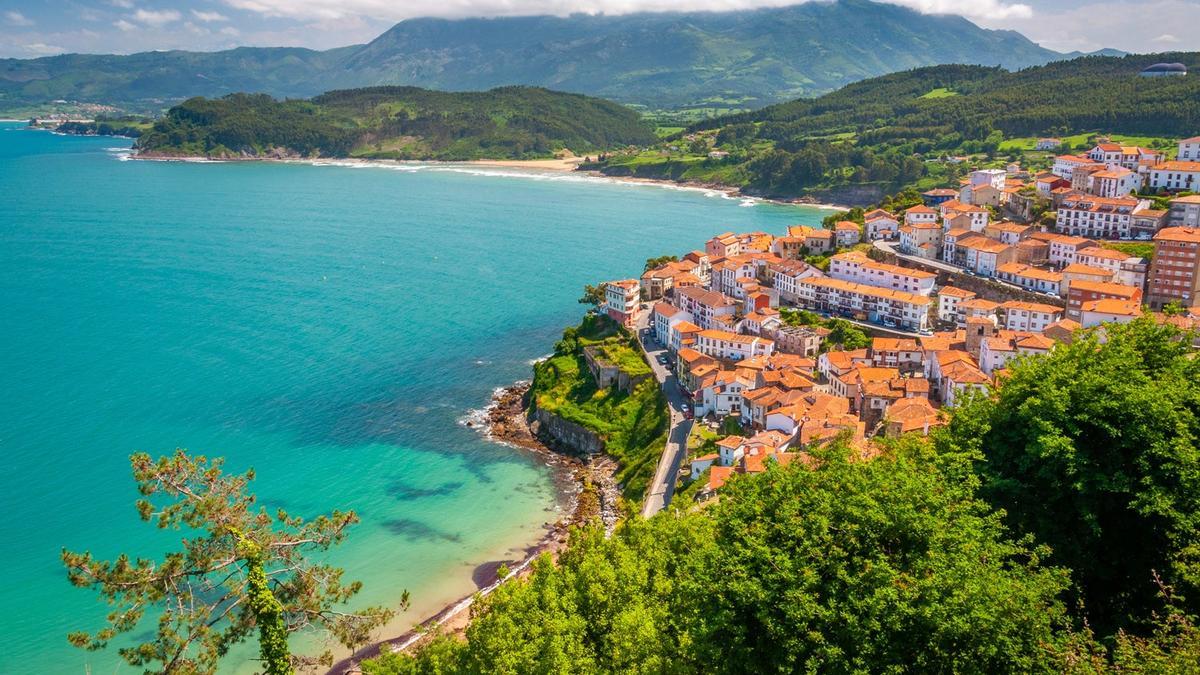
0 0 1195 59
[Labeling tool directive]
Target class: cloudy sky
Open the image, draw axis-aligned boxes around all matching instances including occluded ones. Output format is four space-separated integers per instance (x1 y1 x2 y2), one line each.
0 0 1194 59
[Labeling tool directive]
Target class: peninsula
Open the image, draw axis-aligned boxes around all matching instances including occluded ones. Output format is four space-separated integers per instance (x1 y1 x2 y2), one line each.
132 86 656 161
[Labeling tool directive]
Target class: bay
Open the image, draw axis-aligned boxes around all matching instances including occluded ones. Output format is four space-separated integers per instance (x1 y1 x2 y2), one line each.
0 122 828 672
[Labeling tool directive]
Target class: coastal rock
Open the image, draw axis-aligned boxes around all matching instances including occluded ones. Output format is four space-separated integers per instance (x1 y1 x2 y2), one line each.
530 408 605 456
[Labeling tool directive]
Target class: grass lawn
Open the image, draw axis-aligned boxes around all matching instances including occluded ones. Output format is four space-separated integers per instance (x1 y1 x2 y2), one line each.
1000 132 1177 152
531 316 669 503
687 423 720 459
1101 241 1156 260
919 87 959 99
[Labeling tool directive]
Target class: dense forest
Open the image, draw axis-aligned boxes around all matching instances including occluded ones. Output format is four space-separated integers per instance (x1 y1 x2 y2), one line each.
135 87 657 161
594 53 1200 202
366 318 1200 673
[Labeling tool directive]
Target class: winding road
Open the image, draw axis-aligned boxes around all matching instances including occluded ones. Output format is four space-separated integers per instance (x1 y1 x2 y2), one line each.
634 310 693 518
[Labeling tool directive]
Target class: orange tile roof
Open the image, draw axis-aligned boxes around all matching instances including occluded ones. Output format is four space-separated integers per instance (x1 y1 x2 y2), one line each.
1154 161 1200 172
937 286 976 298
1000 300 1062 314
1154 227 1200 243
996 263 1062 283
1069 280 1141 298
801 276 932 306
1081 298 1142 316
1061 263 1113 276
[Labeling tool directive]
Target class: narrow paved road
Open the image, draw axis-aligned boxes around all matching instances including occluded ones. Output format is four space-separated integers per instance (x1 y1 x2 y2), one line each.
634 310 693 518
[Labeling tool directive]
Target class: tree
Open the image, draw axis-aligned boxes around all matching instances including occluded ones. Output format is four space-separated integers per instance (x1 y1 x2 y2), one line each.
365 516 715 674
824 318 870 351
643 255 679 272
578 283 607 308
1162 300 1187 317
687 440 1073 672
63 451 398 674
939 318 1200 637
370 440 1077 674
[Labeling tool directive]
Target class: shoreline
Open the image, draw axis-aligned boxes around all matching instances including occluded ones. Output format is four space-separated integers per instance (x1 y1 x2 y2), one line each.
127 150 848 211
328 381 619 674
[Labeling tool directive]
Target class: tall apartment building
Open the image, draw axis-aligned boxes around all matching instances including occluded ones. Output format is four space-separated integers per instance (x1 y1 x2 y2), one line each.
1169 195 1200 228
1147 227 1200 309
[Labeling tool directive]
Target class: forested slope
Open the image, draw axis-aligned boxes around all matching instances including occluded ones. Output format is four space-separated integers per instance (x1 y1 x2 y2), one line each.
135 86 656 160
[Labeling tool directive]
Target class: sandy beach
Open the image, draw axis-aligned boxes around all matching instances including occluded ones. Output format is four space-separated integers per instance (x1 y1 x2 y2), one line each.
468 157 586 171
326 382 620 674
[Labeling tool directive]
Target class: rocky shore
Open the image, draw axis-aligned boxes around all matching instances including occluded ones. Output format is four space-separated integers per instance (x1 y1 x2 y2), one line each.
329 382 620 674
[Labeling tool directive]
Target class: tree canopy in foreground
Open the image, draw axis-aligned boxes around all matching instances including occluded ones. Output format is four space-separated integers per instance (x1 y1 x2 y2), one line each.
940 318 1200 638
63 451 398 674
366 440 1075 673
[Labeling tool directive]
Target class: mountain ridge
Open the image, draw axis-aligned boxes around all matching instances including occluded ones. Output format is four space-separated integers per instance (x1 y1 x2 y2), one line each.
1 0 1070 114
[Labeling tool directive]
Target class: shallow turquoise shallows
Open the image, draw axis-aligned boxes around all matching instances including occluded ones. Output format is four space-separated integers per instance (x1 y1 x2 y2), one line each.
0 122 827 672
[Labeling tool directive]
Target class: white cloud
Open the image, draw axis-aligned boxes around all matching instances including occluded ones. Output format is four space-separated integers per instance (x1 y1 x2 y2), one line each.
23 42 64 55
113 18 136 31
221 0 1033 23
1154 33 1179 44
191 10 230 22
982 0 1200 54
219 26 241 36
108 0 134 8
132 9 183 26
5 10 34 27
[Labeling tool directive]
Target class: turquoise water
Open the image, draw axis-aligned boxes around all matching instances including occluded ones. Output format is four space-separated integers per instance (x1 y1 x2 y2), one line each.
0 122 827 672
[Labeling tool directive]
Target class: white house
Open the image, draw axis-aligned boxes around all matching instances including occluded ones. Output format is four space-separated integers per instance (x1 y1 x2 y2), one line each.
604 279 640 327
969 169 1006 191
694 329 775 361
936 286 976 324
864 209 900 240
904 205 939 226
828 251 936 296
1147 161 1200 192
1052 155 1092 180
998 301 1063 332
1179 137 1200 162
769 259 823 305
1088 168 1141 198
652 302 691 346
1056 194 1151 239
995 263 1064 295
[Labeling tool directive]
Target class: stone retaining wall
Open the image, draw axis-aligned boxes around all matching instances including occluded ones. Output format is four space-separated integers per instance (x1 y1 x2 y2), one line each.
529 408 606 456
873 248 1067 309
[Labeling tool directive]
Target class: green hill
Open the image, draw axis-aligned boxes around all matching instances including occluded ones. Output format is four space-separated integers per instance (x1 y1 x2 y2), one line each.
0 0 1066 115
134 86 657 161
593 53 1200 203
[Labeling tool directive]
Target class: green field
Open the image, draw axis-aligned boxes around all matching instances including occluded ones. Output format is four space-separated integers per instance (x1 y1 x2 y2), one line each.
919 87 959 99
999 132 1177 153
530 316 669 503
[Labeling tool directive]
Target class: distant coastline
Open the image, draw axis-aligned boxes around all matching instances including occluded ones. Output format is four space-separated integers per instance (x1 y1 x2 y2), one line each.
128 151 848 211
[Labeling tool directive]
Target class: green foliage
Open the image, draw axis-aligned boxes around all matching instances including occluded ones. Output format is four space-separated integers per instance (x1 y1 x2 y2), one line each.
55 116 152 138
643 255 679 272
136 87 656 160
578 283 606 308
0 2 1067 115
779 308 868 351
643 54 1200 199
62 451 395 674
939 318 1200 637
824 318 870 351
1102 241 1155 260
532 318 669 501
373 439 1077 673
779 307 824 327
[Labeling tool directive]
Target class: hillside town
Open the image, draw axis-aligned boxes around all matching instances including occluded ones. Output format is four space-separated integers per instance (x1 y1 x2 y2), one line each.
603 134 1200 500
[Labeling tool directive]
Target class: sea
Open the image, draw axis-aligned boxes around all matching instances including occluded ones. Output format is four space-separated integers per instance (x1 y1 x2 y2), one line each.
0 121 828 672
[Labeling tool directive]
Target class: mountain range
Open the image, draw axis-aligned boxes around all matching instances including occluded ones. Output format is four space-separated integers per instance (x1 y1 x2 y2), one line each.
0 0 1092 115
